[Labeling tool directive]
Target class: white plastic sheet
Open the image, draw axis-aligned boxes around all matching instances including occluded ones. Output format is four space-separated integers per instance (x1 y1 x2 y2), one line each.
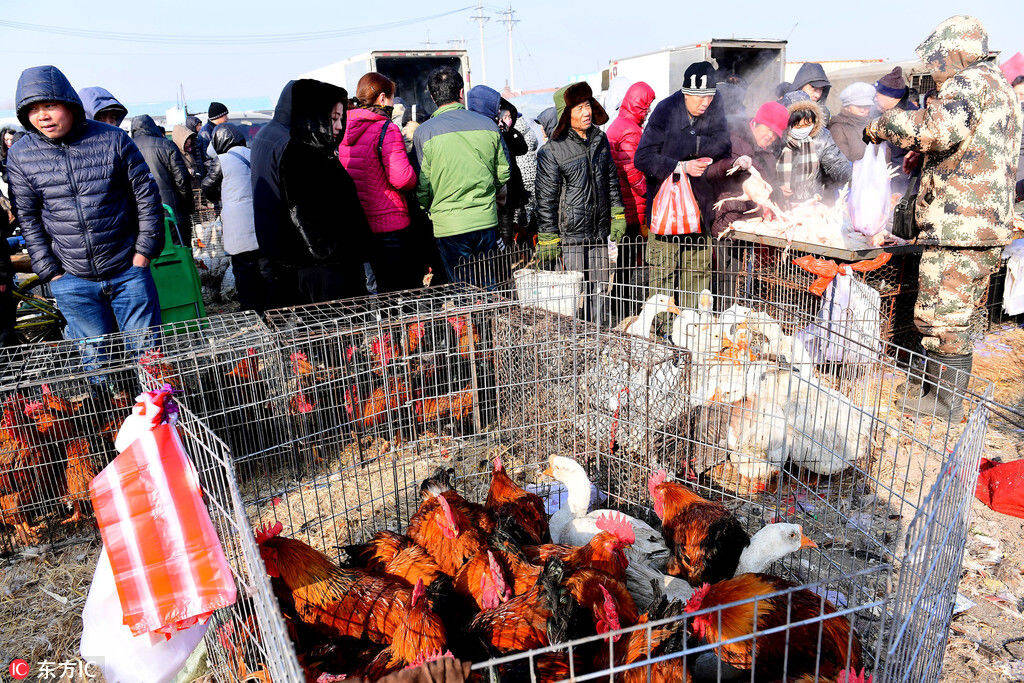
796 273 882 365
1002 238 1024 315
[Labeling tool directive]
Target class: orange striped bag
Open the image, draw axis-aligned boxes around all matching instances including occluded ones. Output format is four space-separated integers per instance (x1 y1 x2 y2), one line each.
650 171 702 236
90 390 236 637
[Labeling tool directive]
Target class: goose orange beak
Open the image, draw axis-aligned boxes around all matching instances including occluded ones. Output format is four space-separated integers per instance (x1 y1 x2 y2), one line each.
542 466 554 478
667 304 682 316
800 534 818 549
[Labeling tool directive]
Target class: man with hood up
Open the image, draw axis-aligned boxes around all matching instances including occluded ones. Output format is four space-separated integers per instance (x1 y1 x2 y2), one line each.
6 65 163 348
172 123 202 183
273 79 370 304
467 85 527 246
80 86 128 127
131 114 193 243
865 15 1024 420
789 62 832 118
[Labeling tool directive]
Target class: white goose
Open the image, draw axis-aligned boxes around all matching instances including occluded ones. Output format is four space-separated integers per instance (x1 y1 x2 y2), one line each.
625 522 818 611
616 293 681 339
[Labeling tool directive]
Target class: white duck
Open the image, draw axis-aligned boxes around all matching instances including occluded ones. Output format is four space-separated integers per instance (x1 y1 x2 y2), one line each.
616 293 681 339
669 289 718 353
626 522 817 611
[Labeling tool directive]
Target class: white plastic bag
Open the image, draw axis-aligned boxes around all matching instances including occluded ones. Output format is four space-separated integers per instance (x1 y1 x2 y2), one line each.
80 548 208 683
1003 239 1024 315
848 143 892 237
796 273 881 365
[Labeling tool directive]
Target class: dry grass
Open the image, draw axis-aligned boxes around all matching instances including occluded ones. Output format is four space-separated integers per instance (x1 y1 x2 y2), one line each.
0 539 101 681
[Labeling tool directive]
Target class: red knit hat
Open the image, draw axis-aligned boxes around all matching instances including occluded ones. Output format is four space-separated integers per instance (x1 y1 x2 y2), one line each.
752 101 789 138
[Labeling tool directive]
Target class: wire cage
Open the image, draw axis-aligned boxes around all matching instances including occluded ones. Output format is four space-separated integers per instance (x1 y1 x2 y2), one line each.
174 398 303 683
456 235 918 375
0 311 269 555
191 283 991 683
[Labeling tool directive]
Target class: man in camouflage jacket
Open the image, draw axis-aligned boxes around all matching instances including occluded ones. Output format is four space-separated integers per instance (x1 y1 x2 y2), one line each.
865 15 1023 420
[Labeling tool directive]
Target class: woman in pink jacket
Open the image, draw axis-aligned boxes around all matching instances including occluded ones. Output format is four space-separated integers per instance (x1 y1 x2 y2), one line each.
338 72 419 292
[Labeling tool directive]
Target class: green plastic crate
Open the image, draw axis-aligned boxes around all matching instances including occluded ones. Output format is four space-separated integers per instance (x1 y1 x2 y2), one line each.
150 205 205 324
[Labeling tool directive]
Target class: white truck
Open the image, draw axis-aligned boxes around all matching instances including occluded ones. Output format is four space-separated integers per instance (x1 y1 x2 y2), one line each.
607 39 787 108
301 50 471 122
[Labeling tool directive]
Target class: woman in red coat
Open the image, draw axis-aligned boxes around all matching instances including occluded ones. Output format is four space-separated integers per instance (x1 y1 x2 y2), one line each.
607 81 655 319
607 82 655 235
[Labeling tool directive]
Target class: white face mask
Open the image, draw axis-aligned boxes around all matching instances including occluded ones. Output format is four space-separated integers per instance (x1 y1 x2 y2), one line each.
789 125 813 141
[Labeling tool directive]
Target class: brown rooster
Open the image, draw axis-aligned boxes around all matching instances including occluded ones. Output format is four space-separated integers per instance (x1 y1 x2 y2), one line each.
485 453 549 545
343 530 446 588
405 488 489 576
594 596 693 683
412 383 474 426
139 349 180 389
348 378 411 430
256 522 447 678
684 573 862 681
524 512 635 581
0 396 52 544
225 348 260 382
24 392 96 525
648 469 750 586
446 315 480 358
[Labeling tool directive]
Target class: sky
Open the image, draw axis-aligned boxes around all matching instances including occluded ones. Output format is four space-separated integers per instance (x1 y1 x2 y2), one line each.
0 0 1021 115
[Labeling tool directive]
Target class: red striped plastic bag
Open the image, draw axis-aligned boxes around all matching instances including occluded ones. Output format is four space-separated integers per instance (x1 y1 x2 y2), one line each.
650 171 702 236
90 389 236 637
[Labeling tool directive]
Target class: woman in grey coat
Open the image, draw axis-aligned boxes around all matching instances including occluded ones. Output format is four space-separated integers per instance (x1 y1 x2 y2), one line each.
777 94 852 205
202 123 267 311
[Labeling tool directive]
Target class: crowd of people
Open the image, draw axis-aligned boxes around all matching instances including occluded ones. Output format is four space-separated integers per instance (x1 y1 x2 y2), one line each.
0 15 1020 420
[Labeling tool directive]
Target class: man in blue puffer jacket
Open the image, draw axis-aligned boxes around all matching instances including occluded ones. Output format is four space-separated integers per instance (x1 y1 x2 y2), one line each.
7 65 164 347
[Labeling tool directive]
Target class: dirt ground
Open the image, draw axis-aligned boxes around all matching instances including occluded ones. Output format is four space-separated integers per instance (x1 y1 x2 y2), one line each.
942 325 1024 682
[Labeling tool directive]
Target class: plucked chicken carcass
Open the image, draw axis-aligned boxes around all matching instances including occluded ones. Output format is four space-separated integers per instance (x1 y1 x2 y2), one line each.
713 163 784 221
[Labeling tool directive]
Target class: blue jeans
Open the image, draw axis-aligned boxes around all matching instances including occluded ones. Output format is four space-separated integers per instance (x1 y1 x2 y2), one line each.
436 227 498 288
49 265 162 371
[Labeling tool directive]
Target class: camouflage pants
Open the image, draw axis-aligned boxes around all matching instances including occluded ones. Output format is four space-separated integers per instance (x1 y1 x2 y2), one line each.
645 235 712 309
915 246 1001 355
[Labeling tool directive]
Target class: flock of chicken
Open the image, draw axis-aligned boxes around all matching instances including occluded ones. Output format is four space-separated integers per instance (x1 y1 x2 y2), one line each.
0 387 116 546
237 454 868 682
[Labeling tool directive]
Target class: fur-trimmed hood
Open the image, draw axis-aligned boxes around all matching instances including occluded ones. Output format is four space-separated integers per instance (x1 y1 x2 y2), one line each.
785 99 824 138
552 81 608 140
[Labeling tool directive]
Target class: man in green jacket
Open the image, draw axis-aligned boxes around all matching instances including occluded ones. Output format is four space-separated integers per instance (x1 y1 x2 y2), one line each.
414 67 511 284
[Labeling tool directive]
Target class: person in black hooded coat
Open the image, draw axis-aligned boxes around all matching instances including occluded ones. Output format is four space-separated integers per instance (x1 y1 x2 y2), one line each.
131 114 193 243
272 79 370 304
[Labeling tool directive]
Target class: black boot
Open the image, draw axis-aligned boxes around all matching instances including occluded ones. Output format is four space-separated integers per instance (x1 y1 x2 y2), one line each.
897 353 940 401
905 352 972 421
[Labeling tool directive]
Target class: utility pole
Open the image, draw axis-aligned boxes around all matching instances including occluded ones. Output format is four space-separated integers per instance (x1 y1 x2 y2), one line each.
498 3 520 92
422 29 434 49
470 2 489 85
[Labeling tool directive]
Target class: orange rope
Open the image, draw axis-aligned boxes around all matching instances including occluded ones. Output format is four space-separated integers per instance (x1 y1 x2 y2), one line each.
792 252 892 296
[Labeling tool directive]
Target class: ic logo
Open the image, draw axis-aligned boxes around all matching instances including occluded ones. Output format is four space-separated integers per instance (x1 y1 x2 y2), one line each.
8 659 30 680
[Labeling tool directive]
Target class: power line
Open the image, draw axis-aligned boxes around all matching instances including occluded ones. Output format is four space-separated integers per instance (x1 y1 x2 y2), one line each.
469 2 490 84
0 8 474 46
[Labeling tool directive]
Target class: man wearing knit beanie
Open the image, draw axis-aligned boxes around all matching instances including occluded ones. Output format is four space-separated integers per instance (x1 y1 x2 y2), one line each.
634 60 731 309
198 101 229 160
705 101 785 302
874 67 910 112
829 82 876 162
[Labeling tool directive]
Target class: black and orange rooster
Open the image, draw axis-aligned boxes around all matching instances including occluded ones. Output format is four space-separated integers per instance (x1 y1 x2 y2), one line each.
343 529 447 588
684 573 862 681
24 386 96 525
255 522 448 679
648 469 750 586
0 395 54 545
485 453 549 545
405 486 489 576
